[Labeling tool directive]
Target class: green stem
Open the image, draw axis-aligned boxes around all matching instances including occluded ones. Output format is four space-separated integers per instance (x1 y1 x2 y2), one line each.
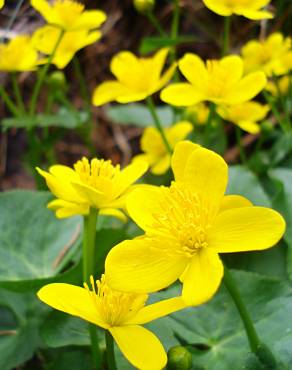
204 102 216 147
223 266 260 353
272 73 290 127
263 91 290 133
146 96 172 154
29 29 65 117
170 0 180 82
0 86 20 117
105 331 117 370
235 126 247 164
11 73 26 114
82 208 102 369
222 16 231 56
72 56 91 108
146 11 166 37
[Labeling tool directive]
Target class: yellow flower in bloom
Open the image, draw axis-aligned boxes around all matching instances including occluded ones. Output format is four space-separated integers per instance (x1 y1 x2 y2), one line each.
202 0 273 19
217 102 270 134
160 54 266 107
38 274 187 369
266 75 291 97
0 35 39 72
105 141 285 305
32 25 101 69
134 121 193 175
241 33 292 77
0 0 4 9
36 157 148 219
31 0 106 31
185 103 210 125
92 48 176 106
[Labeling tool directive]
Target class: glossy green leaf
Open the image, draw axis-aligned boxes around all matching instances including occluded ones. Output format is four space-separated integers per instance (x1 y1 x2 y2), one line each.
0 190 82 291
139 36 198 54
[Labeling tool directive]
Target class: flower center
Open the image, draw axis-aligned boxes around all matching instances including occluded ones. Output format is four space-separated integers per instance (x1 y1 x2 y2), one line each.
151 183 211 257
205 60 231 99
74 157 120 190
84 275 147 326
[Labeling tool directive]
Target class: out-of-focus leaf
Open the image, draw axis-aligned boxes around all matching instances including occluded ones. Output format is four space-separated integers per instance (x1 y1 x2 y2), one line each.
1 108 89 130
0 190 82 291
46 349 93 370
139 36 198 54
105 103 173 127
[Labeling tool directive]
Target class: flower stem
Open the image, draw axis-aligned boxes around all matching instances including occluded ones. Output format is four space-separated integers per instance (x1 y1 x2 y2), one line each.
263 91 290 133
0 85 20 117
223 266 260 353
146 11 166 37
29 28 65 117
222 16 231 56
146 96 172 154
235 126 247 164
204 102 216 147
105 331 117 370
170 0 180 82
82 208 102 369
11 73 26 114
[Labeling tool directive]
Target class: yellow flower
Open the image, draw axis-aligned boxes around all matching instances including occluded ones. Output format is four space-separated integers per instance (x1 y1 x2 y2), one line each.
134 121 193 175
266 75 291 96
31 0 106 31
0 0 4 9
38 274 187 369
241 33 292 77
92 48 176 106
32 25 101 69
185 103 210 125
202 0 273 19
160 54 266 107
36 157 148 219
217 101 270 134
0 35 39 72
105 141 285 306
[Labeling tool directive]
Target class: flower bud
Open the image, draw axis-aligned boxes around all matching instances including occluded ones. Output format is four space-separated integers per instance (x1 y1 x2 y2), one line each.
133 0 155 14
48 71 67 90
167 346 192 370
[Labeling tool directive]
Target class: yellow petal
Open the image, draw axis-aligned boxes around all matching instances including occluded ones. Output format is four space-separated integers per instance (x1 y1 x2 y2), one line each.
208 207 286 253
71 181 106 208
171 141 200 181
37 283 107 328
105 238 188 293
92 81 133 106
48 199 89 218
151 155 171 175
167 121 193 147
160 83 204 106
0 0 4 9
241 9 273 20
236 120 260 134
110 51 139 84
178 53 208 87
74 10 107 30
182 248 224 306
156 63 177 91
227 72 267 105
111 160 148 199
99 208 127 222
151 48 170 81
219 195 252 213
116 91 149 104
31 0 52 20
220 55 243 83
109 325 167 370
183 147 228 217
202 0 232 16
127 297 187 325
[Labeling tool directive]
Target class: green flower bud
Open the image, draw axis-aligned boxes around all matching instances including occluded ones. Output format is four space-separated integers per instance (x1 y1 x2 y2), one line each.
48 71 67 90
133 0 155 14
167 346 192 370
261 120 273 133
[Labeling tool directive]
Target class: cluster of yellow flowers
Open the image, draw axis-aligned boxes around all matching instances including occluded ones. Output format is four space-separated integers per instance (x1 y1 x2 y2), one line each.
0 0 106 71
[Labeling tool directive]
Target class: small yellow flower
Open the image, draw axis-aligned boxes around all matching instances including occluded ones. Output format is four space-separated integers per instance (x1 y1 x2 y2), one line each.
160 54 266 107
202 0 273 19
0 0 4 9
134 121 193 175
105 141 285 306
38 274 187 369
31 0 106 31
32 25 101 69
0 35 39 72
266 75 291 96
241 33 292 77
217 101 270 134
92 48 176 106
185 103 210 125
36 157 148 219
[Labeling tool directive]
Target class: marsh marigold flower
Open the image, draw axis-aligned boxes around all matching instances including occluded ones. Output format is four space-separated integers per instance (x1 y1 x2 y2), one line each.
202 0 273 19
160 54 266 107
134 121 193 175
0 35 39 72
32 25 101 69
217 101 270 134
185 103 210 125
38 274 187 369
31 0 106 31
92 48 176 106
37 157 148 219
105 141 285 306
241 33 292 77
266 76 291 97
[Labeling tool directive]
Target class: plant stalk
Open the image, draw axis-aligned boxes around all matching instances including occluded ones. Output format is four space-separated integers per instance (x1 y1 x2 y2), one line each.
0 86 21 117
222 16 231 56
105 331 117 370
11 73 26 114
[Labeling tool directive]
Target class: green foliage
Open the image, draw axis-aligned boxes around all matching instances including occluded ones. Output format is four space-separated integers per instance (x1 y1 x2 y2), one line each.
139 36 198 54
